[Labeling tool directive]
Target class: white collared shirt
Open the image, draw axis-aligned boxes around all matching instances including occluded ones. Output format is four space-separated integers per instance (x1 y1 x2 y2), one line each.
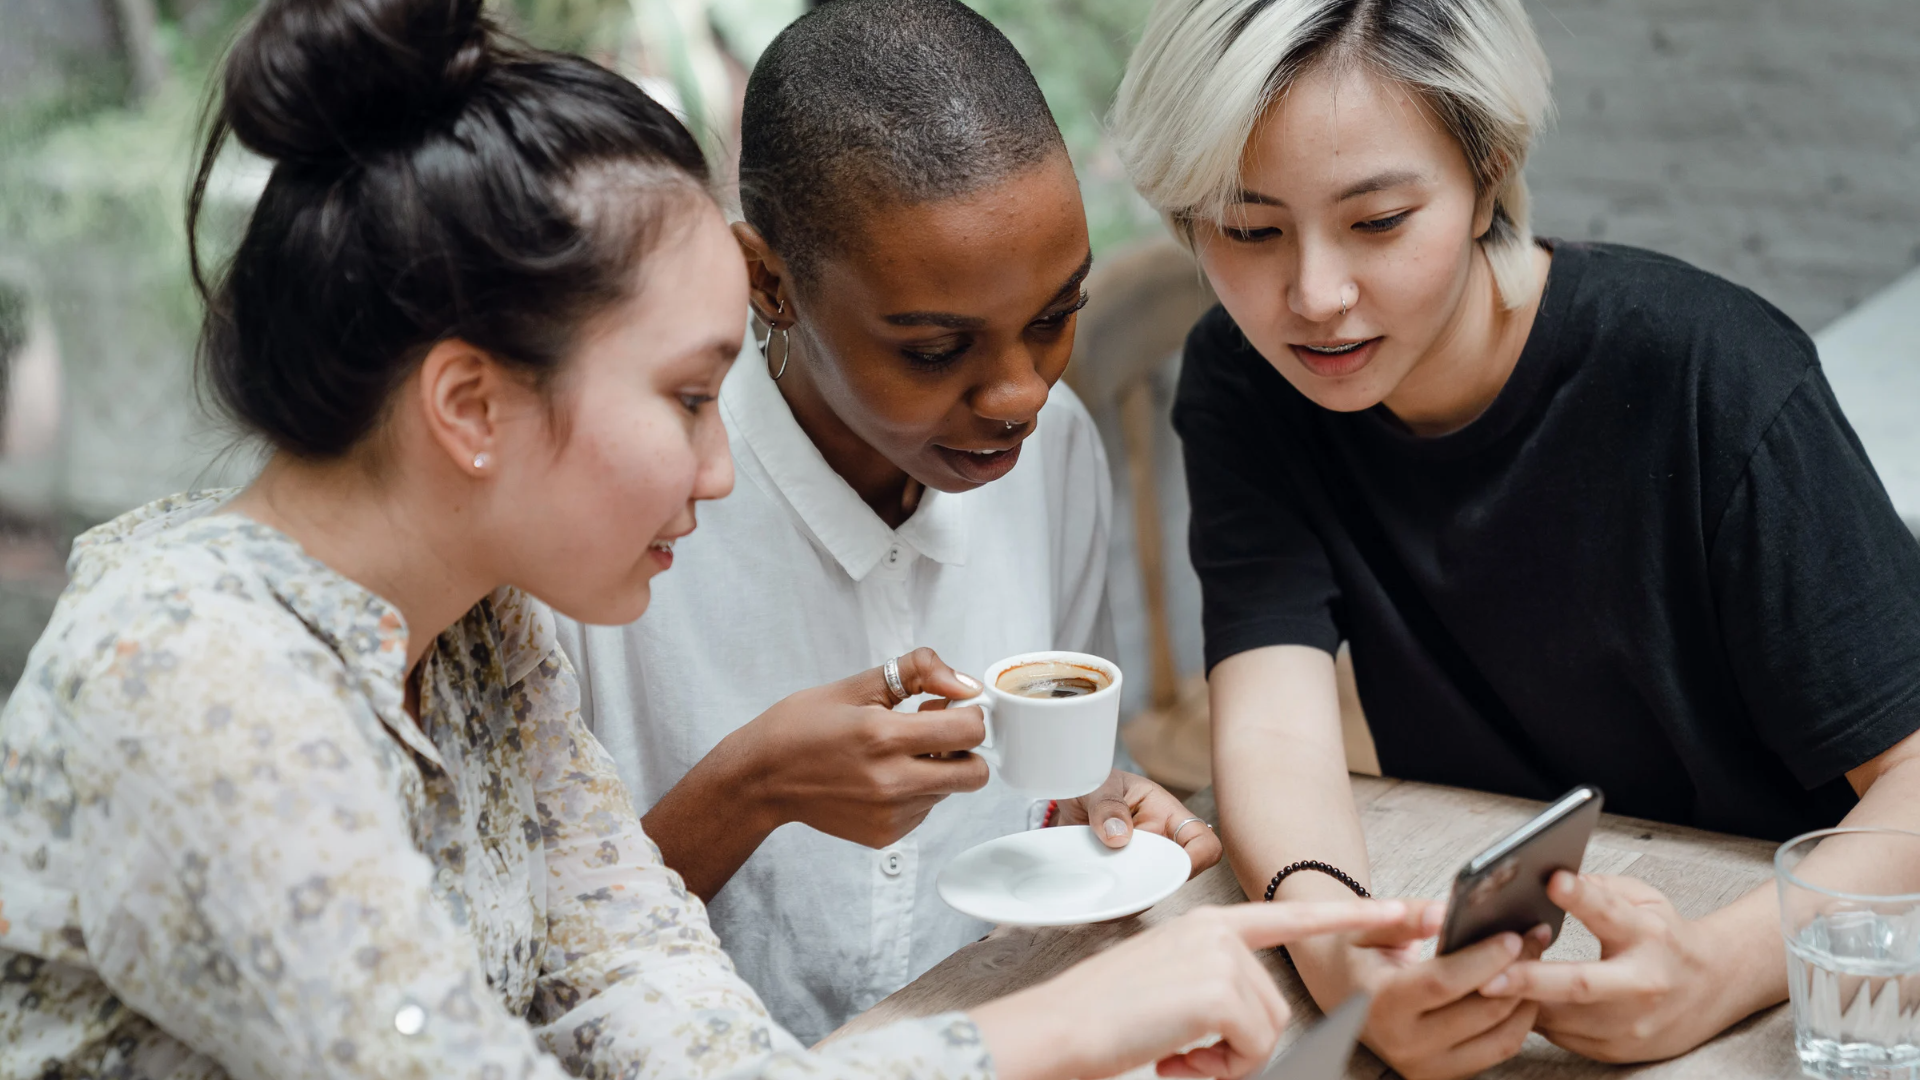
554 347 1114 1044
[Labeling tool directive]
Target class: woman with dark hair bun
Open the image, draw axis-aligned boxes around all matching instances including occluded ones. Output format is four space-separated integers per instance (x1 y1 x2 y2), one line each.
0 1 1412 1078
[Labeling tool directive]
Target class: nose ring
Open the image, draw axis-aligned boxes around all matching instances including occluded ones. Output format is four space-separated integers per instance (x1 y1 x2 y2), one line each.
1005 420 1016 431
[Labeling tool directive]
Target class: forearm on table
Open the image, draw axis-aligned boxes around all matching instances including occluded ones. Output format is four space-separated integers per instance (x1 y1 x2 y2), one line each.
1210 647 1371 982
1692 751 1920 1025
641 737 781 903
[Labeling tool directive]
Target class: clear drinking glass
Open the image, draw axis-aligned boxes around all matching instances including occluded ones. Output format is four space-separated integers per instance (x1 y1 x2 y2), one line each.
1777 827 1920 1080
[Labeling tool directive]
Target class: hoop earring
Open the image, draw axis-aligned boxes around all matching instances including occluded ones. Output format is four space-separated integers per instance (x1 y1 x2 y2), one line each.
761 299 792 381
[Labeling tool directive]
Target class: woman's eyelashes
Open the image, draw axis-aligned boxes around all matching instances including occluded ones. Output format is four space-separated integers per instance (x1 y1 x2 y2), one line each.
1354 209 1413 233
899 294 1089 370
1031 290 1090 332
1221 210 1412 242
678 392 716 415
902 340 969 369
1223 225 1281 243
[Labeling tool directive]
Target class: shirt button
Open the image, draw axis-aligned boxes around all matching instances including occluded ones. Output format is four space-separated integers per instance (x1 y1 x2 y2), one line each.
394 1003 427 1036
885 546 901 567
881 851 904 877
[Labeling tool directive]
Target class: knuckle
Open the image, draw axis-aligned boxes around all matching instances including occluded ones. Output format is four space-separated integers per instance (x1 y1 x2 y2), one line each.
905 647 938 678
857 714 893 748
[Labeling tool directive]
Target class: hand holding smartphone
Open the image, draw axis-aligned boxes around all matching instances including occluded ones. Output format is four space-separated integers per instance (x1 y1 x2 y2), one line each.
1438 785 1604 955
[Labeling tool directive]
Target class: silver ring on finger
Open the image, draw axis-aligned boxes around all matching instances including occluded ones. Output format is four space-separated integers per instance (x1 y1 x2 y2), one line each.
1170 816 1211 843
883 655 907 704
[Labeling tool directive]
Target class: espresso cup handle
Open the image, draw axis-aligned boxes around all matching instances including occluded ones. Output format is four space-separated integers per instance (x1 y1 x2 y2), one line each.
953 692 999 767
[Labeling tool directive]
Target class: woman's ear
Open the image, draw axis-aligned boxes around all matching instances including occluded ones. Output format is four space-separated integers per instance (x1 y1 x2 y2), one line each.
416 338 509 476
732 221 793 327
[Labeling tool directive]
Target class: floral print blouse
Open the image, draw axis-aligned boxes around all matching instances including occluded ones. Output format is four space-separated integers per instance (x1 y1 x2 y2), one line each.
0 492 994 1080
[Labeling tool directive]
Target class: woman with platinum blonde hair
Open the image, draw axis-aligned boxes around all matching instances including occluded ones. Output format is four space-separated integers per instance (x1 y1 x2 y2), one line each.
1114 1 1920 1077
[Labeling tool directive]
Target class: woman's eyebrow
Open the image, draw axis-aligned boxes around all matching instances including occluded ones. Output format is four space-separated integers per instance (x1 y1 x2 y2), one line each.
882 251 1095 329
882 310 988 330
1233 170 1427 207
1338 169 1425 200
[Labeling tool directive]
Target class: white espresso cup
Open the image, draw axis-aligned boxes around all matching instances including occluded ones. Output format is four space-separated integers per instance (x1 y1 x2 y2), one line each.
953 651 1123 799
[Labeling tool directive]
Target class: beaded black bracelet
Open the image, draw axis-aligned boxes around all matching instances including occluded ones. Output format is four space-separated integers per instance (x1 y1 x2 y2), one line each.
1263 860 1371 902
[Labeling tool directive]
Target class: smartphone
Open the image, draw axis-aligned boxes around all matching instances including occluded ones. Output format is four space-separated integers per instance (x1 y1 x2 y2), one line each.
1254 991 1371 1080
1437 785 1603 955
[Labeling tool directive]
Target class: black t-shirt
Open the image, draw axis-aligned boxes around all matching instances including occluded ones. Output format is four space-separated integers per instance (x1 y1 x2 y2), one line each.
1175 241 1920 840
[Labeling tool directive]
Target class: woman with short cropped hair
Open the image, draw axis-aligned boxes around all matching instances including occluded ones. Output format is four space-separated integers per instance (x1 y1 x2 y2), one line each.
1112 0 1920 1076
556 0 1222 1044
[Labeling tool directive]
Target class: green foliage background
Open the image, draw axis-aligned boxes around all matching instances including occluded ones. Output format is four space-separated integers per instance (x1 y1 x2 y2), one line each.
0 0 1162 518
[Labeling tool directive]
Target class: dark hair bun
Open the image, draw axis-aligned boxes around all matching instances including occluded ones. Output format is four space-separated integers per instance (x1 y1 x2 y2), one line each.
190 0 712 459
224 0 494 164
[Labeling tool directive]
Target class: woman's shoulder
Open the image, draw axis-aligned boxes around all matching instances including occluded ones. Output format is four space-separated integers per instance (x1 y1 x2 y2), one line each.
1549 241 1820 430
27 494 373 710
1555 241 1815 373
1173 303 1311 426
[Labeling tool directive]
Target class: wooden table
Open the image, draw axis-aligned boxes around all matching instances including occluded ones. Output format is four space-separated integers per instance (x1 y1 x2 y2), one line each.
831 776 1800 1078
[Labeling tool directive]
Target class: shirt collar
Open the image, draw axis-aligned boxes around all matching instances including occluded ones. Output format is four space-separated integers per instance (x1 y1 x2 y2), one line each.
722 340 968 579
160 503 446 769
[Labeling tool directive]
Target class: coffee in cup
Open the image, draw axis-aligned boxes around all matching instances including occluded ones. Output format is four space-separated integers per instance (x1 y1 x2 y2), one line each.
995 660 1112 700
953 651 1124 798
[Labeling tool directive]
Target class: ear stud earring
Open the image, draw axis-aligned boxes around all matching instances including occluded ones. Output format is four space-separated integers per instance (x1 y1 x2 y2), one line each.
473 452 492 471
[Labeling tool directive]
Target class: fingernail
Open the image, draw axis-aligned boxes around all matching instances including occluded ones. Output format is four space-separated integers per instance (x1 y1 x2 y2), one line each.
956 673 981 691
1103 818 1128 838
1424 906 1445 931
1503 932 1522 957
1483 973 1510 995
1530 923 1553 945
1380 900 1407 919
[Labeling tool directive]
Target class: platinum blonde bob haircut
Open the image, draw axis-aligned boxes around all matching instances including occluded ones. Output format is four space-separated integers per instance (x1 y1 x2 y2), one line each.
1113 0 1553 308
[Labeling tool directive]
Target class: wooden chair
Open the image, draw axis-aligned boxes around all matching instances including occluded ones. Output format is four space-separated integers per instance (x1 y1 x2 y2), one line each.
1063 236 1380 795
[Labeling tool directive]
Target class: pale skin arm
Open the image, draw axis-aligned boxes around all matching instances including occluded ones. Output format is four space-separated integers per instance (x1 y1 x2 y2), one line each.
1211 645 1540 1080
970 900 1430 1080
1484 727 1920 1062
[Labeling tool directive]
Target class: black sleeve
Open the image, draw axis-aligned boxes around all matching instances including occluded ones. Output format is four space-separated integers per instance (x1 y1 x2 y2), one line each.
1710 365 1920 788
1173 309 1342 672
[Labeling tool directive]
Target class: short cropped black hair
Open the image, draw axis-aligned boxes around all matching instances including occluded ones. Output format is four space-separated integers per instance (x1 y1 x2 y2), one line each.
739 0 1065 280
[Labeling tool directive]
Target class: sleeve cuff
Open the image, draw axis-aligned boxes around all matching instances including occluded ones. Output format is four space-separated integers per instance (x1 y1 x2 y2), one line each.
1203 617 1342 674
1781 681 1920 791
813 1013 996 1080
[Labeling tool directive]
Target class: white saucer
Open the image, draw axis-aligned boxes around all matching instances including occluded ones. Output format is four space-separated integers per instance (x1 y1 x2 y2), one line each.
937 825 1191 927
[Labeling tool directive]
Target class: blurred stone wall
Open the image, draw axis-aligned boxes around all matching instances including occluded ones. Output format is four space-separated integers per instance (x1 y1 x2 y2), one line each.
1523 0 1920 331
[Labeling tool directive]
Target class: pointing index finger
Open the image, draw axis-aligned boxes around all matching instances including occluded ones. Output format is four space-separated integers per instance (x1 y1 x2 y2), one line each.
1222 899 1410 949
